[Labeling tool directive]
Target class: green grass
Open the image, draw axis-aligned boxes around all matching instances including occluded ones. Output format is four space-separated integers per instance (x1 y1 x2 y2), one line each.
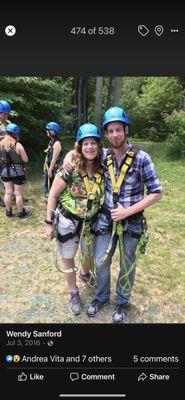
0 141 185 323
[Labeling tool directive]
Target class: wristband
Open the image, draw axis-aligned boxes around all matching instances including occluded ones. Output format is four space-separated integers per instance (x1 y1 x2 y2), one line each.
44 219 53 225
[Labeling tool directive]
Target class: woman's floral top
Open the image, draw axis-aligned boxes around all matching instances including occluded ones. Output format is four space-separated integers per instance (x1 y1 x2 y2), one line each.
57 164 105 219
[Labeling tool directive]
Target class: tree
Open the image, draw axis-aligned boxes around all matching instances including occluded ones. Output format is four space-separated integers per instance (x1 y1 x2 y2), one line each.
112 77 122 105
0 77 74 155
94 77 103 130
106 77 113 109
77 77 87 128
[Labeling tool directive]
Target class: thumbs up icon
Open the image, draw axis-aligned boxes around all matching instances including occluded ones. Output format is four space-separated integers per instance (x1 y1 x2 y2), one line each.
18 372 28 382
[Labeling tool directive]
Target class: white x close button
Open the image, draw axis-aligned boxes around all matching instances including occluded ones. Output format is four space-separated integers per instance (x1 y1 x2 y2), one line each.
5 25 16 36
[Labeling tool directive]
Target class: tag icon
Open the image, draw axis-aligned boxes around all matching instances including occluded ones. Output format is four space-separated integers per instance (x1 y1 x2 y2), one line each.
138 25 149 37
154 25 164 36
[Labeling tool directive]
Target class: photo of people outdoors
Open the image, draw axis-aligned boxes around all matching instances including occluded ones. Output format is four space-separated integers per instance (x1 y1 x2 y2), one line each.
0 76 185 324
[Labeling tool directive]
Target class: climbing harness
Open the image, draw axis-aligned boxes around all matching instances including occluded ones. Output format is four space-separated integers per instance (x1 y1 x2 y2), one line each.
43 138 62 196
52 238 78 274
78 172 103 281
0 148 26 177
81 171 103 209
106 148 137 206
117 218 149 294
93 147 149 294
93 148 138 268
51 172 103 283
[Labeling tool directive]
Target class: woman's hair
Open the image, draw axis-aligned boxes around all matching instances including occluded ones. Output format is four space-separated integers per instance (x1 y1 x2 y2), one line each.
49 131 58 139
0 133 18 152
74 138 103 175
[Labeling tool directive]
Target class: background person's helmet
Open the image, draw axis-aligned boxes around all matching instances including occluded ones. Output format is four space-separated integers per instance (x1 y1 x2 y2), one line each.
6 123 20 135
0 100 11 115
45 122 61 133
102 106 129 128
76 123 101 142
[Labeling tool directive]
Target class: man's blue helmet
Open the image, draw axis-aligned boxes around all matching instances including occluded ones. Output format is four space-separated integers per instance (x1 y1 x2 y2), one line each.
76 123 101 142
102 106 129 128
45 122 61 133
6 123 20 135
0 100 11 114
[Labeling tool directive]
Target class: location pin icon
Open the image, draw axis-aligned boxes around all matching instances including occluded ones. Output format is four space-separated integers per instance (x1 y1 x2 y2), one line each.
155 25 164 36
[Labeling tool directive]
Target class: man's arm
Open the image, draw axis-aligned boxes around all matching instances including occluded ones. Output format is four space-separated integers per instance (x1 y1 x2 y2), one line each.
63 149 77 173
110 193 162 221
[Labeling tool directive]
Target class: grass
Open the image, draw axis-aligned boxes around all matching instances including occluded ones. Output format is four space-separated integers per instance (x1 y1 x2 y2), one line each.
0 141 185 323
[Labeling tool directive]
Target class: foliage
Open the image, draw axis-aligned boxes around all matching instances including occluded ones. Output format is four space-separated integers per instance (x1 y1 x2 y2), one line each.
120 77 184 141
164 111 185 159
0 77 75 155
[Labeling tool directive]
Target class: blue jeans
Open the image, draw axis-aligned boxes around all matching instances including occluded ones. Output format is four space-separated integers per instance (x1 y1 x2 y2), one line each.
93 213 142 305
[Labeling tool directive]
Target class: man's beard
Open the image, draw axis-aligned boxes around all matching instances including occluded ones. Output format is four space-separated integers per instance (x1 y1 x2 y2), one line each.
111 137 127 149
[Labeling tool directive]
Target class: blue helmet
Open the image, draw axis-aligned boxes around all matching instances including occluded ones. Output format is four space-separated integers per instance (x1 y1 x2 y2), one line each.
0 100 11 114
76 123 101 142
45 122 61 133
6 123 20 135
102 106 129 128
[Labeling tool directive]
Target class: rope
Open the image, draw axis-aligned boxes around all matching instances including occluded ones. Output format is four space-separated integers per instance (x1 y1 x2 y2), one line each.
118 225 149 294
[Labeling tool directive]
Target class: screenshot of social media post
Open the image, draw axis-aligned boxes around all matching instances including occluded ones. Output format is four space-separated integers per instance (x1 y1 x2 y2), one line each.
0 6 185 399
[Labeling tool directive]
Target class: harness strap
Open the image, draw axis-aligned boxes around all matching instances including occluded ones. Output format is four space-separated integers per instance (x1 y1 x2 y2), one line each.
107 149 137 204
81 171 102 204
52 238 78 274
57 219 83 243
58 205 83 222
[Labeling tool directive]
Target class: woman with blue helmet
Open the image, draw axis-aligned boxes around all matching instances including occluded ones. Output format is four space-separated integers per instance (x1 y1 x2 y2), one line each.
43 122 63 197
0 123 29 218
45 123 105 316
0 100 11 140
0 100 11 206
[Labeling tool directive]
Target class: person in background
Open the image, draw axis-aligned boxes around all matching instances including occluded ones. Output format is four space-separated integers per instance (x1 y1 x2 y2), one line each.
0 123 29 218
0 100 11 206
43 122 63 197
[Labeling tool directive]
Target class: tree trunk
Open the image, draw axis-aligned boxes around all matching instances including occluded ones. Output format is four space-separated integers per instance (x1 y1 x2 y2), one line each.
77 77 88 127
77 77 82 128
112 77 122 106
106 77 113 109
82 78 87 123
94 77 103 130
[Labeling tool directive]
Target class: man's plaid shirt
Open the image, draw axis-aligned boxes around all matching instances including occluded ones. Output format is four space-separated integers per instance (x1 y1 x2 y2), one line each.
102 143 163 210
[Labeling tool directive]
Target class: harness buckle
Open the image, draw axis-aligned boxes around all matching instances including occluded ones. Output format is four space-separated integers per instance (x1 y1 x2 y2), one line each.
113 186 120 195
113 192 119 206
87 192 95 201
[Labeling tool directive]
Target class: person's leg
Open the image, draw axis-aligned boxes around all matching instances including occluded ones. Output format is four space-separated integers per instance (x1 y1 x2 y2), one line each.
14 181 29 217
113 233 139 323
57 215 82 315
14 183 24 212
60 257 82 316
61 258 78 292
87 232 117 316
3 181 14 215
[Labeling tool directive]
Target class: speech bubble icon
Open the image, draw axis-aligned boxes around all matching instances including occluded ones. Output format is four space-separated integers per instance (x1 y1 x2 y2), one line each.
70 372 79 381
